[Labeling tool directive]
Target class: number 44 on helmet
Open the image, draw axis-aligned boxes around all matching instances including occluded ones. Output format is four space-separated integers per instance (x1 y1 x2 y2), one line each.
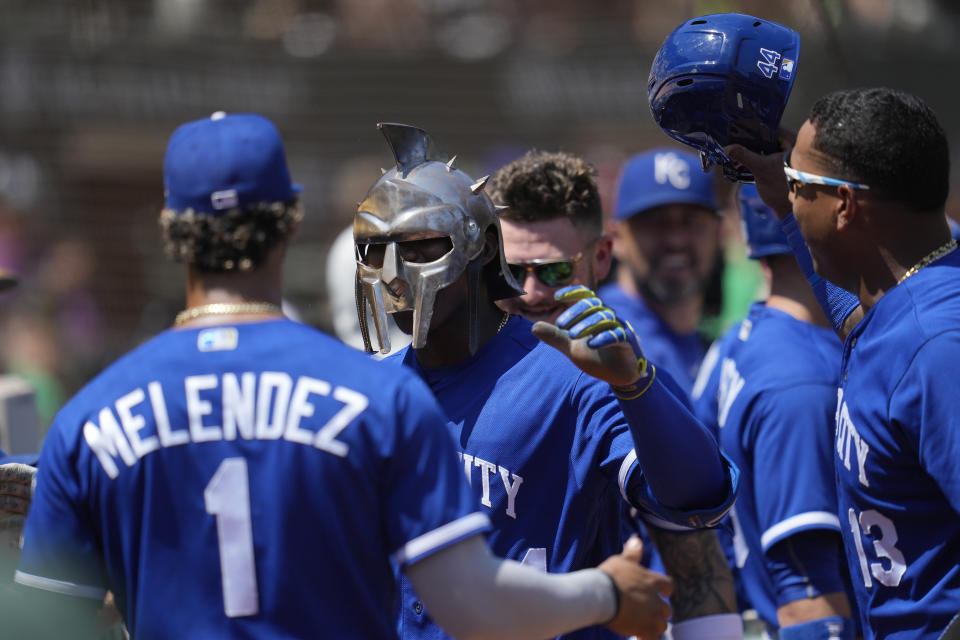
647 13 801 183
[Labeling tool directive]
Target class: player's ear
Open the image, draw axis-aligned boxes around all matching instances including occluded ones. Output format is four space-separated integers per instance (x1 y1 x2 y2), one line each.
593 233 614 282
836 184 858 231
481 227 499 265
609 221 629 261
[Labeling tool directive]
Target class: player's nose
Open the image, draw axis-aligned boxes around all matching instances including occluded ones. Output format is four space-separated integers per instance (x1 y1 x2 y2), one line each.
518 271 555 303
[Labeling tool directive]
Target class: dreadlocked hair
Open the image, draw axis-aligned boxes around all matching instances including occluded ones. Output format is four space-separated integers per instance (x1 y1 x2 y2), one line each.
160 199 302 272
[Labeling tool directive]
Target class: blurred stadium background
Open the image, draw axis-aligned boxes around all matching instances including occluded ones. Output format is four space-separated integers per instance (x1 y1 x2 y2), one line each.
2 0 959 432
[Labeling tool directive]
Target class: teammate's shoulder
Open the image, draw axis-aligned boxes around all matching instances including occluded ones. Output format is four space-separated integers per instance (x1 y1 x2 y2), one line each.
726 305 841 387
597 282 626 301
46 329 180 435
598 283 647 320
869 265 960 348
499 314 542 353
496 315 609 393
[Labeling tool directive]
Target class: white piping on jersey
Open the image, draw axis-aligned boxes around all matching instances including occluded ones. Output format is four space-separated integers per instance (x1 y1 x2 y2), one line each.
636 512 698 532
760 511 842 551
14 570 107 600
392 512 491 567
618 449 638 503
691 340 722 401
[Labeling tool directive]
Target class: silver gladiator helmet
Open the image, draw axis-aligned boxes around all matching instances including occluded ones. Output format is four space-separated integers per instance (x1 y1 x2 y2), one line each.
354 123 523 354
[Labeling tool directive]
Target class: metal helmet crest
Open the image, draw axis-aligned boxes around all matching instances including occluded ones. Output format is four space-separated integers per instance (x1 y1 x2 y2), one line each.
738 183 790 259
648 13 800 183
353 123 523 354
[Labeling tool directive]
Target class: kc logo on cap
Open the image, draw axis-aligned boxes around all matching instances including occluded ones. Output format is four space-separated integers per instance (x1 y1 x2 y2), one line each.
654 152 691 190
614 148 718 221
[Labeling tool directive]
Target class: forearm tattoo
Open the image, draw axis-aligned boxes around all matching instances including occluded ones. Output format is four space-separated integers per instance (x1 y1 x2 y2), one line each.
646 527 737 622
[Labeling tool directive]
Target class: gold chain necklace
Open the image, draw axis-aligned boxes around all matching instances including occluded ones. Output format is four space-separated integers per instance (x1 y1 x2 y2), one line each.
897 239 958 284
174 302 283 327
497 312 510 333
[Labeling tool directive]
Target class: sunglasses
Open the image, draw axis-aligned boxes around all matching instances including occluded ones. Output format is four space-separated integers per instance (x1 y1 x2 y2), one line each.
782 149 871 194
508 251 586 287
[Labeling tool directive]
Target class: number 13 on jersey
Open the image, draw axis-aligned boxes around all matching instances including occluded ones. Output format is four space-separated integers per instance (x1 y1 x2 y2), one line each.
848 507 907 589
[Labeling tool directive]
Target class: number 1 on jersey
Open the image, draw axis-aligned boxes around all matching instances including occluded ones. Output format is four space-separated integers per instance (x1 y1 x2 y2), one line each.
205 457 260 617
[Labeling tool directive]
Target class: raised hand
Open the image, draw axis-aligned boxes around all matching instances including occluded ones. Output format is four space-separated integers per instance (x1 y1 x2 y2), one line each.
531 286 651 389
598 535 673 639
725 127 798 220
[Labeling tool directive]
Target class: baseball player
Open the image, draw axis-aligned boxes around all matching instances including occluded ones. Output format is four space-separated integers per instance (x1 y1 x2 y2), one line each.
729 88 960 638
598 149 722 396
354 123 741 640
490 149 740 636
691 184 855 638
13 113 675 640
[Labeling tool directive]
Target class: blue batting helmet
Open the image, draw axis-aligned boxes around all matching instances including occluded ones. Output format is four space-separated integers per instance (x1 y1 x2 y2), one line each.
648 13 800 183
738 184 790 259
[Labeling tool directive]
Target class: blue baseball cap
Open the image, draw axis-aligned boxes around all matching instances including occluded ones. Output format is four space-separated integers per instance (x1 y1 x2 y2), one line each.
614 148 717 221
163 112 301 215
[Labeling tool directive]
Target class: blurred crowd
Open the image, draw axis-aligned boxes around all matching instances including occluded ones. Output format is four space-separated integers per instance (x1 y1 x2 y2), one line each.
2 0 960 436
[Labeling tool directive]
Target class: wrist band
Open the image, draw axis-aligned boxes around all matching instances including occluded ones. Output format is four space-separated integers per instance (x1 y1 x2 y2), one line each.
612 363 657 400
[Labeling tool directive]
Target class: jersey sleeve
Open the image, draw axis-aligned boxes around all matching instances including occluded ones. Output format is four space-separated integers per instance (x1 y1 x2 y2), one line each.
15 417 108 600
574 370 737 531
565 374 638 505
385 375 491 569
890 332 960 513
748 384 842 552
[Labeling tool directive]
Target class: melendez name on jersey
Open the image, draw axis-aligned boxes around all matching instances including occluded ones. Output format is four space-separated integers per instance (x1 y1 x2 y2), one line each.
16 319 489 640
834 250 960 639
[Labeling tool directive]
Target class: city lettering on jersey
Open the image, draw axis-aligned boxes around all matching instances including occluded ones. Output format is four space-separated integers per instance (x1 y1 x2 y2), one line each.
717 358 745 428
83 372 369 479
835 389 870 487
456 452 524 520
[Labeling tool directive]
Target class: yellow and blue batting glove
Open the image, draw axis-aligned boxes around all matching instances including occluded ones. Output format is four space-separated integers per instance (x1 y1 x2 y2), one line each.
553 286 653 395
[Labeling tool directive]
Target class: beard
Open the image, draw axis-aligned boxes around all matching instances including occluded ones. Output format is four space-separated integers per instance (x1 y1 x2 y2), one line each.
637 278 703 304
635 270 704 305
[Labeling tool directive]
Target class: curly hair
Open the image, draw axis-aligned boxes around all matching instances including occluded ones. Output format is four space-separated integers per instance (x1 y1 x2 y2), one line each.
159 200 302 272
488 150 603 232
809 88 949 213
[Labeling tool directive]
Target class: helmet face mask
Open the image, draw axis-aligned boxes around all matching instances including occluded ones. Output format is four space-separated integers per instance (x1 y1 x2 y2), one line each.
648 13 801 182
354 124 523 354
693 134 755 182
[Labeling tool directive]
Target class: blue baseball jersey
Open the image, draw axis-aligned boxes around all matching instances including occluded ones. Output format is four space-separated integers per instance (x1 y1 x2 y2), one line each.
385 315 695 640
0 447 38 466
597 283 704 396
834 250 960 638
692 304 843 627
16 319 488 639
